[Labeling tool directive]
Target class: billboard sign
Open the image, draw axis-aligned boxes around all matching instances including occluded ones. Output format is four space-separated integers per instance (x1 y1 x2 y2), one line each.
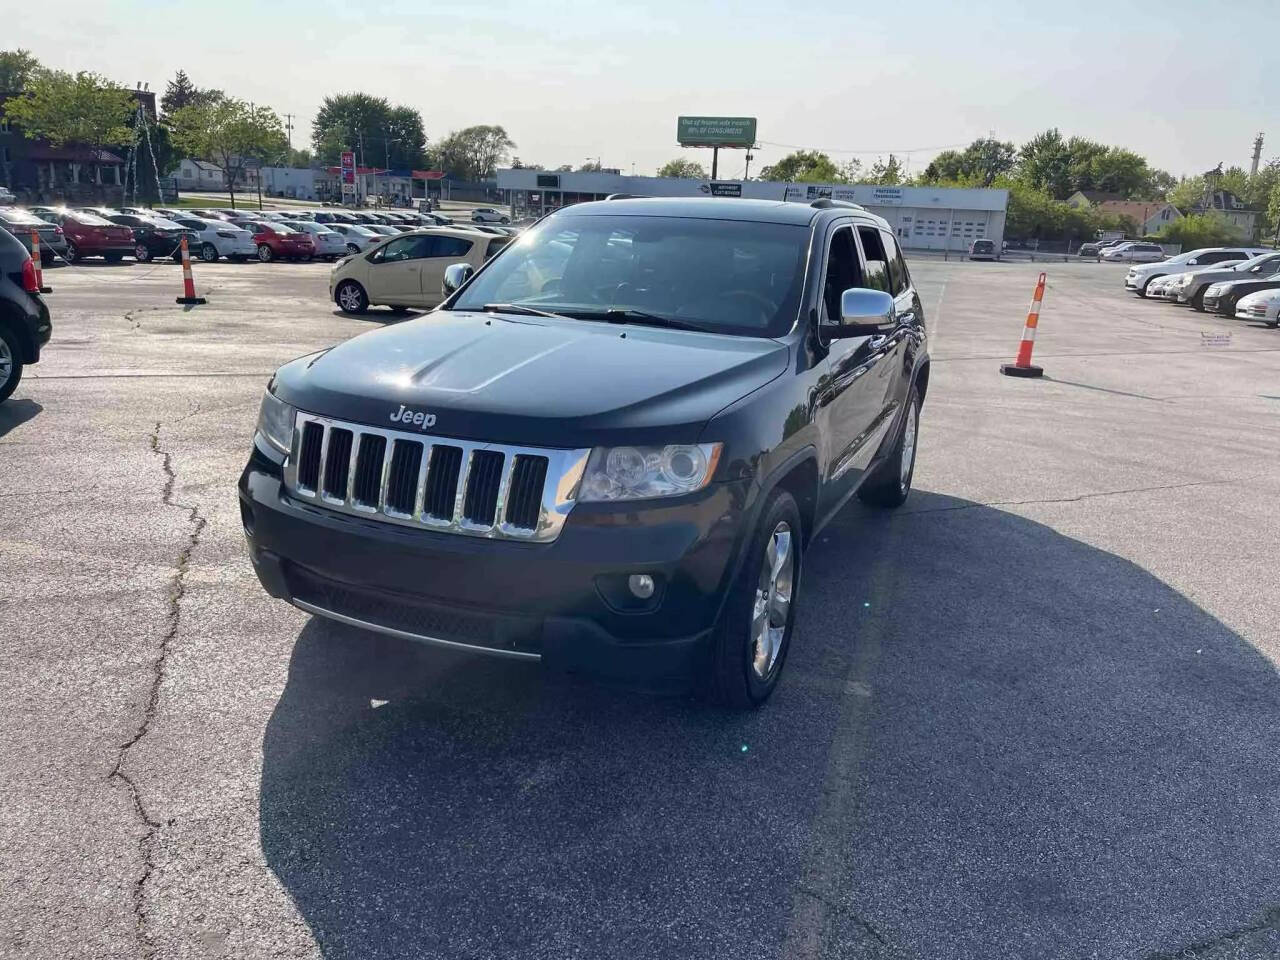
340 150 356 184
708 181 742 197
677 116 757 148
870 186 904 205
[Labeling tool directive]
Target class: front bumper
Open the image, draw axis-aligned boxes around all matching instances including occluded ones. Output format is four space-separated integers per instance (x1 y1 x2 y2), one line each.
238 447 752 681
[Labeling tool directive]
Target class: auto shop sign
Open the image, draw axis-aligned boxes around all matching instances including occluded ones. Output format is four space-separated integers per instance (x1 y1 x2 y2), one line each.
870 187 904 205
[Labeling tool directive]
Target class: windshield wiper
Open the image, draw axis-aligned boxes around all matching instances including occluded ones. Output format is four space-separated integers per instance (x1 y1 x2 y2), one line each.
478 302 573 321
573 308 713 333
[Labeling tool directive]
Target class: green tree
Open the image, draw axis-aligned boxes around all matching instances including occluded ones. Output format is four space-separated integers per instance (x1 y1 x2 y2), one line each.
1267 182 1280 245
0 48 42 92
170 97 287 209
923 138 1015 187
578 160 604 172
758 149 846 183
1017 128 1073 199
3 70 134 189
866 154 905 185
160 69 196 115
433 125 516 181
312 93 426 169
657 158 707 179
1168 176 1206 212
1157 213 1239 249
1146 169 1177 199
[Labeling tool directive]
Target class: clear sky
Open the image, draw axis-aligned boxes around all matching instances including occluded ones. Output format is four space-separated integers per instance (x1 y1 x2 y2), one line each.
16 0 1277 179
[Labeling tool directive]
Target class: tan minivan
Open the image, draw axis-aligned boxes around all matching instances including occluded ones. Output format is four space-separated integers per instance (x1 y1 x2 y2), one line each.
329 227 512 313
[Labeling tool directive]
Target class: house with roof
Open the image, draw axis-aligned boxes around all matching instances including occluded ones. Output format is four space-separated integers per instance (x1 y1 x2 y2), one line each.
172 158 224 191
1066 190 1126 209
1092 199 1182 236
1193 189 1259 239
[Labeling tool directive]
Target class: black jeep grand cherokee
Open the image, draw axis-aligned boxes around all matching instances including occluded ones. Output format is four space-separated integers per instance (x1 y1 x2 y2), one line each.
239 197 929 707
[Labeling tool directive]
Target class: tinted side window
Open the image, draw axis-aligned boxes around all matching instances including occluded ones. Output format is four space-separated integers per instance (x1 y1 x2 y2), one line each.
856 226 891 293
821 227 861 323
881 230 909 296
425 236 474 258
1201 251 1237 264
486 237 511 260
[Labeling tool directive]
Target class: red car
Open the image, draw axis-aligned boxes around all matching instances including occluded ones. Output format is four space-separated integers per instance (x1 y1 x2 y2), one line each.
247 221 316 262
43 210 135 263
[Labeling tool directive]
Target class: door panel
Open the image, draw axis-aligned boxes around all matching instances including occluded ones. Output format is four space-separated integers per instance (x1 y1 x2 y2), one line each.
814 224 893 518
368 236 431 304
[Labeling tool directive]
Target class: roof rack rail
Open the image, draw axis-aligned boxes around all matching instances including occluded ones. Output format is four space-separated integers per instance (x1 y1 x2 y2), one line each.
810 198 866 211
605 193 645 200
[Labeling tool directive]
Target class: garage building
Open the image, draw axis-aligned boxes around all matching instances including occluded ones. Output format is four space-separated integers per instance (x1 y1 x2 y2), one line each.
496 169 1008 252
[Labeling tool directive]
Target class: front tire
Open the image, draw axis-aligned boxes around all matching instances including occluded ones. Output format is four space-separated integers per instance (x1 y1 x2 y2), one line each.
134 243 151 263
1138 276 1160 298
257 244 274 262
0 325 23 404
335 280 368 314
1190 288 1207 311
66 241 80 263
704 488 803 709
858 385 921 509
200 243 219 263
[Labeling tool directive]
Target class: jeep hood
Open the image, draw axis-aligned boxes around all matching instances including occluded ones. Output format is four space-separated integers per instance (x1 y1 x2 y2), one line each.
272 310 790 447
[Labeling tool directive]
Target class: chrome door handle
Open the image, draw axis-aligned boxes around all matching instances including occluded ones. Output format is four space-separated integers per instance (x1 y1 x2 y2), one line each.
867 335 889 350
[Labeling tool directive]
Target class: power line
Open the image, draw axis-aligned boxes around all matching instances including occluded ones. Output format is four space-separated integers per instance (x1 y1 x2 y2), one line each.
756 139 971 156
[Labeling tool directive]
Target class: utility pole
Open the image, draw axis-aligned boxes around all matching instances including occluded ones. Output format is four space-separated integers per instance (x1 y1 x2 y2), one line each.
744 149 754 180
712 146 719 181
1250 132 1264 177
284 113 295 151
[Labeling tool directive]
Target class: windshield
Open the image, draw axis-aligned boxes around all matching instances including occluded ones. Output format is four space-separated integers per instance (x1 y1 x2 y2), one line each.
450 213 809 337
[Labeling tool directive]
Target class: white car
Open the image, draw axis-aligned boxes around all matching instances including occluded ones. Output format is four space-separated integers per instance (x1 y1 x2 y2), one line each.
1100 241 1167 263
1234 289 1280 327
1145 275 1179 299
281 220 348 260
470 206 510 224
329 227 507 313
363 223 403 238
1123 246 1272 297
168 215 257 262
325 223 384 254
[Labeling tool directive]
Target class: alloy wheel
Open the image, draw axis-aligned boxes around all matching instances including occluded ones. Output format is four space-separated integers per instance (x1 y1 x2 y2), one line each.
0 335 12 387
900 401 918 490
750 521 794 680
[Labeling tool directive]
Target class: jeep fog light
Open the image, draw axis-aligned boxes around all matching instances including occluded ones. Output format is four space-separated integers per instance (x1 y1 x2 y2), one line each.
628 574 656 599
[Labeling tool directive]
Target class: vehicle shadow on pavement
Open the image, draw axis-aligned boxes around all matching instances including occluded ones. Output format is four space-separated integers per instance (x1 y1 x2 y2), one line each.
0 398 42 438
259 490 1280 960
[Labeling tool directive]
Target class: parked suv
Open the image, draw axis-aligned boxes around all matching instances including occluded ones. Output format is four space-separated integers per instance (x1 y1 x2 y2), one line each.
471 206 510 224
1124 246 1270 297
1100 241 1166 263
0 228 52 403
241 197 929 707
1169 252 1280 309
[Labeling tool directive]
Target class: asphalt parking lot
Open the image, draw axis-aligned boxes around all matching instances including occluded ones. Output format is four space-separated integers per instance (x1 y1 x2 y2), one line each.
2 254 1278 960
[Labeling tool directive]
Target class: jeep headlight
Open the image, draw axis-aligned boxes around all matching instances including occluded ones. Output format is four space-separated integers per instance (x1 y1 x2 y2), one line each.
256 388 295 454
578 443 723 502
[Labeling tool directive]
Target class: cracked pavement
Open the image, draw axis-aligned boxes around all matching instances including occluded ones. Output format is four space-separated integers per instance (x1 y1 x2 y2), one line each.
1 257 1277 959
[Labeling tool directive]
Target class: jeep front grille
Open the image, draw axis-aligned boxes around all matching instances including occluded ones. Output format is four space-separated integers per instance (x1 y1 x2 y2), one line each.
284 412 590 543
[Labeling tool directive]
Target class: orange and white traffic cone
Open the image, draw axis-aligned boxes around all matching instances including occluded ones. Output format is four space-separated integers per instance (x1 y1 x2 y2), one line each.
1000 271 1046 378
175 235 207 306
29 228 50 292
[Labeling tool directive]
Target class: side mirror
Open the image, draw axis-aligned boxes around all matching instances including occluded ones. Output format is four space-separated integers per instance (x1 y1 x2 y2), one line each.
826 288 896 338
442 262 474 296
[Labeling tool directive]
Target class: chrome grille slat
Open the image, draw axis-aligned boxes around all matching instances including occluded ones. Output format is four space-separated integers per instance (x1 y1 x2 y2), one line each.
284 411 589 543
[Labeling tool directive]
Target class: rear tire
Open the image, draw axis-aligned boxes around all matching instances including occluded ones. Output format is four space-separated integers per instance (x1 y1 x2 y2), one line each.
858 386 921 509
134 243 151 263
257 244 274 262
335 280 368 314
704 488 803 709
66 242 81 263
0 325 23 404
200 243 218 263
